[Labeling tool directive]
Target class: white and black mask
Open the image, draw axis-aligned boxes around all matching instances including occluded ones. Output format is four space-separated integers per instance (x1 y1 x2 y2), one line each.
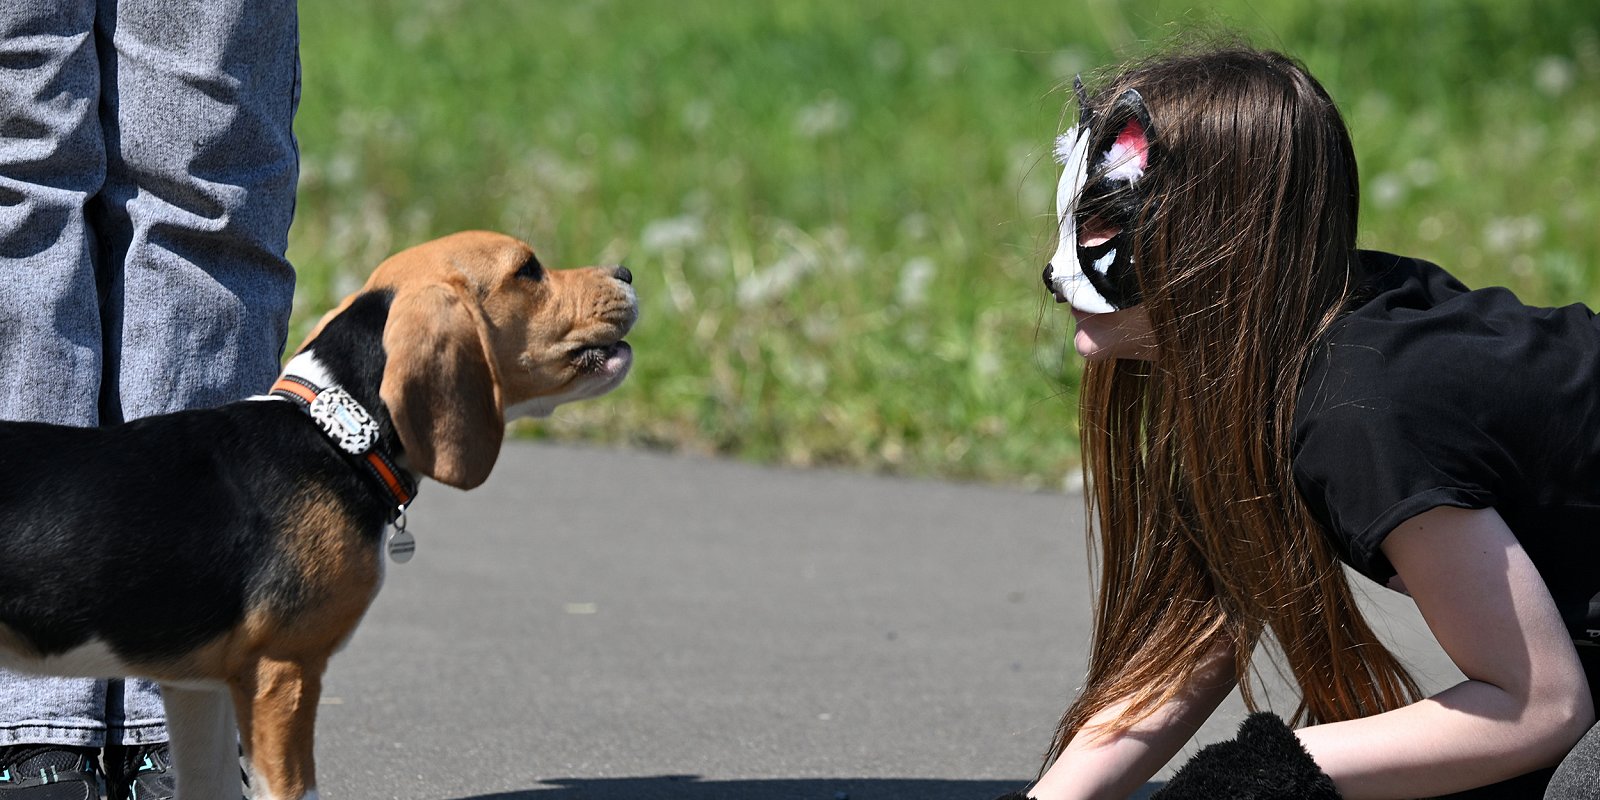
1043 77 1156 313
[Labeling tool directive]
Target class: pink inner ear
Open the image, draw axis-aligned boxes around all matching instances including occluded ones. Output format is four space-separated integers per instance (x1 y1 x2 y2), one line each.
1115 119 1149 169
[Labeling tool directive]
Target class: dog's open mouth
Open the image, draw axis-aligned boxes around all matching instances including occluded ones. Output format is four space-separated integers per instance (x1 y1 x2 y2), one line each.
573 341 632 374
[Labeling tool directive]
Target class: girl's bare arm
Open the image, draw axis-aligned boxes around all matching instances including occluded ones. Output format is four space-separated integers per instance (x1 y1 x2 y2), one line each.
1296 505 1594 799
1028 645 1237 800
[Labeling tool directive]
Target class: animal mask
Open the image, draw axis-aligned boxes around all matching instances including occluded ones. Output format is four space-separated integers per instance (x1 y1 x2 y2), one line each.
1043 77 1156 313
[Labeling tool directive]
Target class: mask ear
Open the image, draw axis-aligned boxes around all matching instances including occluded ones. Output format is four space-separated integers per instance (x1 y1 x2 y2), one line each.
1054 74 1099 167
1094 88 1155 183
380 283 504 489
1073 74 1094 128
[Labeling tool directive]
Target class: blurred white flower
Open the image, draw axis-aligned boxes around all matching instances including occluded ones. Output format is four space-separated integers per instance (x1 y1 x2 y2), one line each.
698 249 731 278
737 249 819 306
640 215 705 252
898 212 930 241
795 96 852 138
974 349 1000 379
924 46 959 79
801 313 837 345
897 256 936 308
1370 173 1404 209
610 137 640 166
776 352 829 393
1404 158 1438 186
524 149 591 194
681 99 714 134
1535 56 1575 97
1483 215 1545 253
1572 112 1599 148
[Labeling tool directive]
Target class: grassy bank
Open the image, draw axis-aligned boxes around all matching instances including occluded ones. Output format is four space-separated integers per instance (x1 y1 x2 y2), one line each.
292 1 1600 488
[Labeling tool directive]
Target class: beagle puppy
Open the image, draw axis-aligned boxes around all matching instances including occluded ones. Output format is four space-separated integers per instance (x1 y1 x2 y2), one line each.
0 231 637 800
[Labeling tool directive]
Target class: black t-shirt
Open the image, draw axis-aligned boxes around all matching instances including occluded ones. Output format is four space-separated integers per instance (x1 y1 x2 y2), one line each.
1293 250 1600 643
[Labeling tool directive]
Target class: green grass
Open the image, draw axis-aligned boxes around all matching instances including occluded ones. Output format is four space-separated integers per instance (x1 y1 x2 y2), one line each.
292 0 1600 488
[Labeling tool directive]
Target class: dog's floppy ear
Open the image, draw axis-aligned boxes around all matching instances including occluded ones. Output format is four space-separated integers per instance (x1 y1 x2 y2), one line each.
380 283 504 489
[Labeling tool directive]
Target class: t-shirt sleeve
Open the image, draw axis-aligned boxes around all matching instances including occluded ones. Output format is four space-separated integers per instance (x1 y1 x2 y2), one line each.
1293 343 1510 583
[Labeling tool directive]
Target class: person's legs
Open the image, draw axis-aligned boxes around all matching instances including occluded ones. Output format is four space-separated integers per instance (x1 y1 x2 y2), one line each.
1546 722 1600 799
0 0 115 765
94 0 299 427
0 0 297 792
91 0 300 772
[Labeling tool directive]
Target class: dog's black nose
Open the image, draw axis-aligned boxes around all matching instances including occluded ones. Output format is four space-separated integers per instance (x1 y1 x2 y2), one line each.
1041 263 1052 289
614 265 633 284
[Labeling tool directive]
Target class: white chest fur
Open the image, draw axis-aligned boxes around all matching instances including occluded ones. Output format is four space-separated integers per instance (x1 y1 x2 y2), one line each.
0 634 130 679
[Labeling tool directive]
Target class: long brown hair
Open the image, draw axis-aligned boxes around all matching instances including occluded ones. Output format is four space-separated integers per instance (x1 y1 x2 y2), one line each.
1046 46 1421 765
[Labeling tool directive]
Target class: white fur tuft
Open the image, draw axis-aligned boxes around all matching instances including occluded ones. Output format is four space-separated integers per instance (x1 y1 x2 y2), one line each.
1053 127 1084 165
279 351 337 388
1098 140 1146 183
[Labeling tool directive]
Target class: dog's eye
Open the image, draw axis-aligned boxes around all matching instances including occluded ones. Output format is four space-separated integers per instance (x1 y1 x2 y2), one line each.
515 258 544 281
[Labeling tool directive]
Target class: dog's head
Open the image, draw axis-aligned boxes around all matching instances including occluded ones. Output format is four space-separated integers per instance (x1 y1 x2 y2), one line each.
305 231 637 489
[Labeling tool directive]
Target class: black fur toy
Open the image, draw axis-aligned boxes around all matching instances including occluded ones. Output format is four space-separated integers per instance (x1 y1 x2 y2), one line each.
1152 712 1341 800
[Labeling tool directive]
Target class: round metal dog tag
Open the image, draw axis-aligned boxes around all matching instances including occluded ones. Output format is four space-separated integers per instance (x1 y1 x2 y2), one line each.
387 527 416 564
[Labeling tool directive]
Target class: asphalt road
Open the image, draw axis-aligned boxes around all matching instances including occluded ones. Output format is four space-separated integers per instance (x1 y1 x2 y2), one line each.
313 442 1462 800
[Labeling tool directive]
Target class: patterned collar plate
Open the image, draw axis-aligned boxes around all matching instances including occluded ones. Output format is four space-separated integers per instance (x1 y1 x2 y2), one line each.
307 385 380 455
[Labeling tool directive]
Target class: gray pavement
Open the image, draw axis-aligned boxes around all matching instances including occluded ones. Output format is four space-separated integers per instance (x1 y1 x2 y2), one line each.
314 442 1463 800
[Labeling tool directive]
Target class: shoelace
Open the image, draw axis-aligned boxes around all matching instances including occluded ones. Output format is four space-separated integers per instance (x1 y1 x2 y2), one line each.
127 747 170 775
117 746 174 800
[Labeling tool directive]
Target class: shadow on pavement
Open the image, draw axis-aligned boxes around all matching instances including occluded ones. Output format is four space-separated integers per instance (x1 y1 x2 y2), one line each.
456 775 1166 799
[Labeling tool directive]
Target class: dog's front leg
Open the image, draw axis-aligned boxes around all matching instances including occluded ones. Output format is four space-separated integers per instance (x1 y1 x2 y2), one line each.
159 684 244 800
232 656 326 800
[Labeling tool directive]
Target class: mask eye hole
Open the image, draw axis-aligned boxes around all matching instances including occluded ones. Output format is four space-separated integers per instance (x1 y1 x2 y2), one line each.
1079 215 1121 247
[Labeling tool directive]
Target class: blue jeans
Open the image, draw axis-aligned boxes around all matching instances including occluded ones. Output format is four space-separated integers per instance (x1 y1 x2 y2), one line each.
0 0 298 747
1548 722 1600 799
